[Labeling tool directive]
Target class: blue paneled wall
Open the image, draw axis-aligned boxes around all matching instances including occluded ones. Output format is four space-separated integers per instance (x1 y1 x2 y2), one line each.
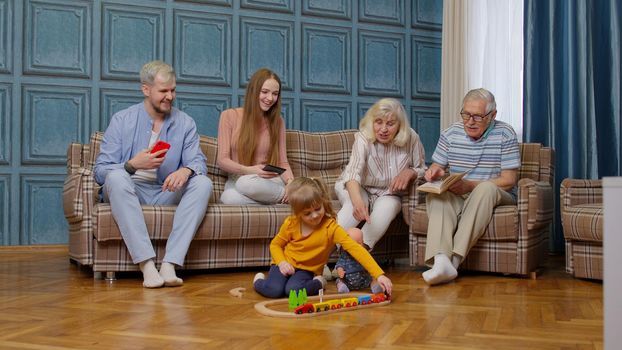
0 0 442 245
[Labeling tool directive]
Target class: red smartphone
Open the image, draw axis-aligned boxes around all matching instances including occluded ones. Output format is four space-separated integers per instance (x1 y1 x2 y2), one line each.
150 140 171 158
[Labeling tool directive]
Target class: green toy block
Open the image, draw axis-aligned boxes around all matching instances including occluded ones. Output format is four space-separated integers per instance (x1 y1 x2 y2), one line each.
288 289 298 310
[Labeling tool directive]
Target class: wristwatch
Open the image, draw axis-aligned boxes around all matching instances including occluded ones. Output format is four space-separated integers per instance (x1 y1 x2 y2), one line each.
124 161 136 175
185 166 195 177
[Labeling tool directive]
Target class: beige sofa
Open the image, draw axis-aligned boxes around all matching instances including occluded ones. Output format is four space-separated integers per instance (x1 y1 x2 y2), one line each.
63 129 413 279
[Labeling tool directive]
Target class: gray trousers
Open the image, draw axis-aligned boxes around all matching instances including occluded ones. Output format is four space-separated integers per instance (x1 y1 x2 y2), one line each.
220 175 285 204
102 169 213 266
424 181 515 265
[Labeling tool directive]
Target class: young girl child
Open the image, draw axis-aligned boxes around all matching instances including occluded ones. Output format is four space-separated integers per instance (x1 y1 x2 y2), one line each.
253 177 393 298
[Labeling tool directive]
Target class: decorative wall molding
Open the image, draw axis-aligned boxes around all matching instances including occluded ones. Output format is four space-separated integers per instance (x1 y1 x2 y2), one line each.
174 10 231 86
240 17 294 90
0 176 8 245
359 30 405 97
302 0 351 20
302 24 351 94
21 175 68 244
301 100 351 132
0 84 10 164
412 0 443 30
102 4 164 80
359 0 404 26
22 85 90 164
177 93 231 137
0 0 12 74
412 31 442 99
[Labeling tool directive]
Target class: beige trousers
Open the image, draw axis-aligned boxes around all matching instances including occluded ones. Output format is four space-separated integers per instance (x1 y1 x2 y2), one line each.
424 181 515 266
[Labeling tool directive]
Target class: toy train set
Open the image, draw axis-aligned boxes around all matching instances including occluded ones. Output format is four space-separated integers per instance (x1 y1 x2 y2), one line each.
293 292 389 314
254 291 391 318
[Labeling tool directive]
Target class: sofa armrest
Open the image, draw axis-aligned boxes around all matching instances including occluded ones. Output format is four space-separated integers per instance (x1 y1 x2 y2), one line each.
517 178 554 232
63 167 99 224
402 177 427 227
560 178 603 210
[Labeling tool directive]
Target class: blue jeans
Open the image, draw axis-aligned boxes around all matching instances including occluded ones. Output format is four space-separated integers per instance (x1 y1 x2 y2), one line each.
254 265 323 298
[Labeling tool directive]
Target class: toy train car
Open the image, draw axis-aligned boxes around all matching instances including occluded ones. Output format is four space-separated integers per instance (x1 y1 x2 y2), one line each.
294 293 389 314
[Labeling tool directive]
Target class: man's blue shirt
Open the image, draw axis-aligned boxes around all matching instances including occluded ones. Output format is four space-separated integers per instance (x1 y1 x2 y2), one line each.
94 102 207 185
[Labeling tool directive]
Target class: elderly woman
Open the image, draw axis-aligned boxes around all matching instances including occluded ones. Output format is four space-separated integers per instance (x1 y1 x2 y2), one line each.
335 98 426 250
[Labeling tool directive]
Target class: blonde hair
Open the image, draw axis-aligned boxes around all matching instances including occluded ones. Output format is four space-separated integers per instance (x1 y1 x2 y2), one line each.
237 68 282 166
359 98 411 147
287 177 335 218
140 60 175 85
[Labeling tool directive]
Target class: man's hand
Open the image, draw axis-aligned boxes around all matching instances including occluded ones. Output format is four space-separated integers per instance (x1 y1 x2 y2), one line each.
424 165 445 182
389 168 417 193
129 148 166 170
161 167 192 192
278 261 295 276
376 275 393 296
448 179 475 196
336 266 346 279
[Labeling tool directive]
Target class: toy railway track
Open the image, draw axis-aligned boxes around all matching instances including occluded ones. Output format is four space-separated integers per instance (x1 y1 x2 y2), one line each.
254 292 390 318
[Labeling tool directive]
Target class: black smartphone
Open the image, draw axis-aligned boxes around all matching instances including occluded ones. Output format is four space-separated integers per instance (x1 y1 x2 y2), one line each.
262 164 286 174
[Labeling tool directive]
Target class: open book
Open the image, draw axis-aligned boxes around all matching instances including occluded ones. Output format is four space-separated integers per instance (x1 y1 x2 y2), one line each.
416 171 469 194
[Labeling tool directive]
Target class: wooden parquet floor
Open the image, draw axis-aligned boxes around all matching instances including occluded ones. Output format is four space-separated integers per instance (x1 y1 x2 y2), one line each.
0 246 602 350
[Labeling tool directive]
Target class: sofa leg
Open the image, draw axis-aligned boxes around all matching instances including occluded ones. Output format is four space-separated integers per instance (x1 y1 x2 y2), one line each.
529 271 537 280
104 272 116 281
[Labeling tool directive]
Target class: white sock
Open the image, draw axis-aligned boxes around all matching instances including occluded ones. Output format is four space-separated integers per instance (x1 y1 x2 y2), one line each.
452 255 462 270
322 265 334 281
422 254 458 286
253 272 265 283
140 259 164 288
159 262 183 287
313 275 327 289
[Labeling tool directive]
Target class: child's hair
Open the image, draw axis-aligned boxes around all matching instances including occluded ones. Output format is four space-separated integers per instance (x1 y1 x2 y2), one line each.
287 177 335 218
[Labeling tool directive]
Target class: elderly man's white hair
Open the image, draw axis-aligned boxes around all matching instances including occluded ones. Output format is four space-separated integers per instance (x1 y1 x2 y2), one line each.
462 88 496 114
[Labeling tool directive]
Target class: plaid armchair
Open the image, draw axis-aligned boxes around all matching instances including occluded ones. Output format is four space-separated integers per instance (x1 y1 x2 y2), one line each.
409 144 555 277
64 129 412 278
560 179 603 280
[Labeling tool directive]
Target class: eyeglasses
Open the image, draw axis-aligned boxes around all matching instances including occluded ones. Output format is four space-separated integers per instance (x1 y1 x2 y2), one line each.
460 110 493 122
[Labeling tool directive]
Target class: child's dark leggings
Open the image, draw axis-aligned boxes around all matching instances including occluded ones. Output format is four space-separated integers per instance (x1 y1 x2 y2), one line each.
254 265 323 298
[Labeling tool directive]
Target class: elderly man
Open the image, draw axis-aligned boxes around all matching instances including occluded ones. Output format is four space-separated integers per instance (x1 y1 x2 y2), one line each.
422 88 520 285
95 61 213 288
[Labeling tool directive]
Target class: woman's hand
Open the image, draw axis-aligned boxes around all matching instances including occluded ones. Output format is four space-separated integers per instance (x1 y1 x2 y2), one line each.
278 261 295 276
389 168 417 193
352 197 370 223
245 164 280 178
376 275 393 296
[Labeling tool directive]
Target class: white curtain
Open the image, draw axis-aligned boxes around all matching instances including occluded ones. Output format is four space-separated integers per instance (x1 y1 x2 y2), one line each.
440 0 524 141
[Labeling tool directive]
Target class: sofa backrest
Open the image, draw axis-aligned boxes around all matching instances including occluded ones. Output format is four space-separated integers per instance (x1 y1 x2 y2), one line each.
87 130 357 203
285 129 356 200
517 143 555 185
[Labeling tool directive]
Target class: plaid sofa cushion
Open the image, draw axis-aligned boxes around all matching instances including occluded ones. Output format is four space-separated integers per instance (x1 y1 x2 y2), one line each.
561 204 603 243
